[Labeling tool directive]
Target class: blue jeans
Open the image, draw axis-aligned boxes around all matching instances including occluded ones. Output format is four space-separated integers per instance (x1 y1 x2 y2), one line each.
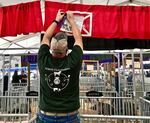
36 112 80 123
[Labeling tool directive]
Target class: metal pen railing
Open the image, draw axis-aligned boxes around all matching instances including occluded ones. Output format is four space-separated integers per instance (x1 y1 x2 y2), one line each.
80 114 150 123
80 77 106 92
80 96 135 116
0 95 150 122
139 97 150 123
0 96 38 122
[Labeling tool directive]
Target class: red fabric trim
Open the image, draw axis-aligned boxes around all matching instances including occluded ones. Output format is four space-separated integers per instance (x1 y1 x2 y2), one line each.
44 1 150 39
0 1 43 37
0 8 3 35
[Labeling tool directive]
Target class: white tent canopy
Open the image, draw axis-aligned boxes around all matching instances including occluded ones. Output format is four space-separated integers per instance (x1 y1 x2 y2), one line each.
0 33 40 55
0 0 150 54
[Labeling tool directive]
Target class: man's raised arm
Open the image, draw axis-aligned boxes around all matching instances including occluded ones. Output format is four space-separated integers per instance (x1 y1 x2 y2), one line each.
42 10 65 46
67 11 83 50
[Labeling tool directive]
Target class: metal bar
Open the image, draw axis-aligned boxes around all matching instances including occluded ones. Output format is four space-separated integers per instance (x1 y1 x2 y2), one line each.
118 53 121 96
81 114 150 120
140 49 145 95
106 0 110 5
0 96 38 98
0 48 39 50
0 114 28 117
131 50 136 97
80 96 132 99
140 97 150 104
122 53 128 94
0 53 38 56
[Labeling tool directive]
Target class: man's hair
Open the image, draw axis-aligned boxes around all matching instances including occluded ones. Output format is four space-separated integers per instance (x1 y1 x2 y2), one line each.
51 32 68 54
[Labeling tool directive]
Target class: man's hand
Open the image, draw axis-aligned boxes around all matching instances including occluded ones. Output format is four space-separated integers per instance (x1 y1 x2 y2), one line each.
66 11 75 24
55 10 66 23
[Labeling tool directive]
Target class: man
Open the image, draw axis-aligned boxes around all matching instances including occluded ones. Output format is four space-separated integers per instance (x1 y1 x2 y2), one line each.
115 72 119 93
3 73 8 96
12 70 20 84
19 70 27 85
37 10 83 123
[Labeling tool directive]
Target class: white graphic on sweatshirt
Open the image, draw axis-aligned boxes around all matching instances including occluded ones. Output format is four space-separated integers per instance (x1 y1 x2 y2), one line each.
45 71 70 92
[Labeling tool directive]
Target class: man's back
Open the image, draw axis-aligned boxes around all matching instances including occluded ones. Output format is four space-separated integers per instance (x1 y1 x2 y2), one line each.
38 44 83 112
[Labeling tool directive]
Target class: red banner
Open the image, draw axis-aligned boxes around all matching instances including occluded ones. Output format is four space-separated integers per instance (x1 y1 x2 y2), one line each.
0 1 43 37
44 1 150 39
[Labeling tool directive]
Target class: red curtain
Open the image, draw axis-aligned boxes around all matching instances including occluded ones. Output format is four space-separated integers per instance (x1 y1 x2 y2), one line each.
0 1 43 37
44 1 150 39
121 6 150 39
0 8 3 36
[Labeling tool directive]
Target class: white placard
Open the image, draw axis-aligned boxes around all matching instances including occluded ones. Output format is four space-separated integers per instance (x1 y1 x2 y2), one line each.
60 15 84 33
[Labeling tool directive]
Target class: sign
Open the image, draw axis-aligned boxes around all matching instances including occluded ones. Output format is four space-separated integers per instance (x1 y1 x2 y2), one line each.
26 91 38 96
86 91 103 97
